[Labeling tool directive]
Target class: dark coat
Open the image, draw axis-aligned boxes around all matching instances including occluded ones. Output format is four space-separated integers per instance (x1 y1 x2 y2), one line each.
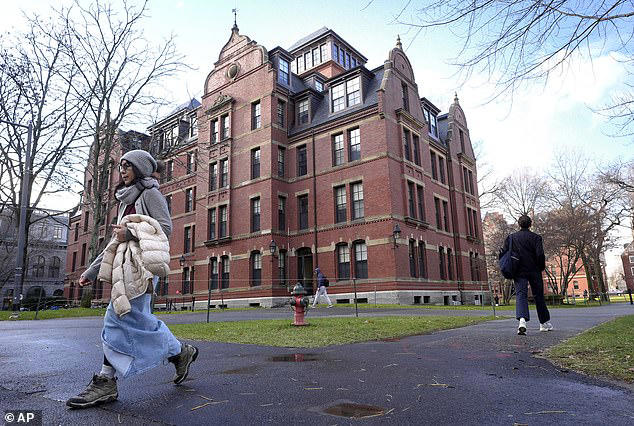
315 269 327 287
499 229 546 277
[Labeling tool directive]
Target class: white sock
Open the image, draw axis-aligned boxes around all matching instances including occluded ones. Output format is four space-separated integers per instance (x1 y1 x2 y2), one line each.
99 364 116 379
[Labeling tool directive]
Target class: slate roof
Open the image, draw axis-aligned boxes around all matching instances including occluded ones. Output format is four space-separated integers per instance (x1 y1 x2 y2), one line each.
168 98 201 116
438 113 449 144
289 66 384 136
288 27 330 52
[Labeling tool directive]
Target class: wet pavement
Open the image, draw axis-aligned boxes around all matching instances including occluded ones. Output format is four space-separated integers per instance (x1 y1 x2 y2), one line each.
1 303 633 425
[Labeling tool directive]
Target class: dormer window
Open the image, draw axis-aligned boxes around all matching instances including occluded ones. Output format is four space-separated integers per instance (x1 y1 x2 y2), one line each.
315 80 323 92
298 99 309 124
423 107 439 138
331 76 360 113
278 59 289 84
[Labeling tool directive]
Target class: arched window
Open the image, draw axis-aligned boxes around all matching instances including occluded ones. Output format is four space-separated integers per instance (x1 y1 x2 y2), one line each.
336 243 350 280
221 256 230 289
209 257 218 290
353 241 368 279
34 256 45 278
49 256 61 278
251 251 262 287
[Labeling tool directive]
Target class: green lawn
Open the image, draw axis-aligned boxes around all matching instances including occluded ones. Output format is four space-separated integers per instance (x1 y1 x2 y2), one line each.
546 315 634 383
0 307 107 321
168 315 497 348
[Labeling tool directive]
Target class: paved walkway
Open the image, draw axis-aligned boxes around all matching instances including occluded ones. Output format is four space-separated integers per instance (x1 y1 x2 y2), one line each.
1 304 633 425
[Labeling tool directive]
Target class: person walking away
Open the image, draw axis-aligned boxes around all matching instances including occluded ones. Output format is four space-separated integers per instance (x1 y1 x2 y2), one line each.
66 150 198 409
312 267 333 308
499 214 553 335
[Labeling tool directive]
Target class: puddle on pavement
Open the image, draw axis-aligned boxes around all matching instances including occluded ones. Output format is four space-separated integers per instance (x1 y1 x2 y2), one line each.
323 402 386 418
222 365 259 374
381 337 402 342
268 353 321 362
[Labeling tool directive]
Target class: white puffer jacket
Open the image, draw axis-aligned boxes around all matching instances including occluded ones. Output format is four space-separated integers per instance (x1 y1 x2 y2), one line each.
98 214 171 316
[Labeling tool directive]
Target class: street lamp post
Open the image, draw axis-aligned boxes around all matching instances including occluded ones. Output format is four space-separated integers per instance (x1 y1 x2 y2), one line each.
1 119 33 312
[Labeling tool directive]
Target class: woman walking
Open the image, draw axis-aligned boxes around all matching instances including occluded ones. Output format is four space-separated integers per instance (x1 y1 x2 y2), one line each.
66 150 198 409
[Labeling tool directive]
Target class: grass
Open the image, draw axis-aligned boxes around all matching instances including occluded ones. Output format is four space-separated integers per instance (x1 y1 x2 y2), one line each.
546 315 634 383
168 315 496 348
0 307 107 321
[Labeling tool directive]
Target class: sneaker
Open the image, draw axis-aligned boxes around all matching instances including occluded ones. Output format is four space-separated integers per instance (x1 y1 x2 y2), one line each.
327 305 333 308
517 318 527 335
170 344 199 384
66 375 118 409
540 321 554 332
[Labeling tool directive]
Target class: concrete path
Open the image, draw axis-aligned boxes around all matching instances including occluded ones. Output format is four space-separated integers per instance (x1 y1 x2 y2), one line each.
1 303 633 425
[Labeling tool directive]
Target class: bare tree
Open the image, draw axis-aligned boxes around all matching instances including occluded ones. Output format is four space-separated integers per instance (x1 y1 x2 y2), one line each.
495 168 549 219
482 212 515 304
473 139 502 211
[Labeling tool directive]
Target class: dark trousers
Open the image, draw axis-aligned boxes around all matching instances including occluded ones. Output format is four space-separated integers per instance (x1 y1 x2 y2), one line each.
515 271 550 323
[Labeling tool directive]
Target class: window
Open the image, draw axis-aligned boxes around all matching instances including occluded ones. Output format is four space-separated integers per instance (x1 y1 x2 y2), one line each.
297 145 307 176
408 182 416 218
211 119 219 143
221 256 230 288
402 83 409 112
209 162 218 191
351 182 364 219
251 251 262 286
298 195 309 230
442 201 450 232
166 195 172 214
403 128 411 161
459 129 465 152
221 114 230 140
354 241 368 279
434 197 442 229
190 115 198 137
74 222 79 241
333 44 339 64
409 240 417 277
182 267 191 294
158 276 169 296
220 159 228 188
416 185 425 221
208 208 216 240
49 256 60 278
467 207 475 237
334 186 347 223
304 51 311 69
187 151 196 174
279 250 287 286
468 170 475 195
185 187 195 212
251 148 260 179
438 156 446 184
278 147 285 177
83 212 89 232
439 247 446 280
630 256 634 263
166 160 173 181
430 113 438 138
331 83 345 112
320 44 328 62
34 256 45 278
430 151 438 180
348 128 360 161
412 134 420 166
297 56 304 74
312 48 320 67
251 101 261 130
469 252 476 281
278 59 289 84
219 205 227 238
418 241 427 278
184 225 192 253
351 57 357 67
72 251 77 272
277 99 285 127
81 243 87 266
345 52 351 68
53 226 63 239
209 258 218 290
346 77 360 106
332 133 344 166
573 281 579 290
474 253 481 281
337 244 350 280
278 196 286 231
251 197 260 232
463 167 470 194
298 99 309 124
339 48 345 64
472 209 479 239
315 80 323 92
447 248 454 280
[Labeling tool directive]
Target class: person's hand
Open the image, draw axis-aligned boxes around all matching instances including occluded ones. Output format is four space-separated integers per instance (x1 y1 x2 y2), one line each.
79 276 91 287
112 224 128 242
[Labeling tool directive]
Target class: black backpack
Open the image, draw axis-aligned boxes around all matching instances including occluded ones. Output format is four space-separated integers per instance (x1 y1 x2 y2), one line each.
323 278 329 287
499 235 519 279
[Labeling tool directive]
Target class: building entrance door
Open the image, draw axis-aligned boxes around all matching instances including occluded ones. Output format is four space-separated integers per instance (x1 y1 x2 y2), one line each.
296 248 313 294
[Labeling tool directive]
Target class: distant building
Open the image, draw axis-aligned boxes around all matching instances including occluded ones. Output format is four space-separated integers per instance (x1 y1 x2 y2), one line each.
622 241 634 292
0 207 68 309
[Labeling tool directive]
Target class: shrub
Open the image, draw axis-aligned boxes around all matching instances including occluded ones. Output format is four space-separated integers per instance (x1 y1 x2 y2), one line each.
80 289 93 308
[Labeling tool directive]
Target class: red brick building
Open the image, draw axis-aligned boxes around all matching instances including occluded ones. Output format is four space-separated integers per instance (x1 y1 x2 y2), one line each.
65 25 487 307
622 241 634 292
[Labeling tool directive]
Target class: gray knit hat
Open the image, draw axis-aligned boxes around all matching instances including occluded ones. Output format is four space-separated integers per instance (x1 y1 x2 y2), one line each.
120 150 156 178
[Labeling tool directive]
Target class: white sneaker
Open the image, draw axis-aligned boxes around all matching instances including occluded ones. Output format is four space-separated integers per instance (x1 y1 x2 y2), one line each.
517 318 527 335
540 321 553 332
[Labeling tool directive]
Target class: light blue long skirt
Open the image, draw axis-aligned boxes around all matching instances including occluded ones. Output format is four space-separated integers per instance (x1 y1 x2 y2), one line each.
101 294 182 378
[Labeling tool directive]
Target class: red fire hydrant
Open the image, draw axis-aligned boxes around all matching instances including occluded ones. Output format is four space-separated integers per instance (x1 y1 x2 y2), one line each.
289 283 309 326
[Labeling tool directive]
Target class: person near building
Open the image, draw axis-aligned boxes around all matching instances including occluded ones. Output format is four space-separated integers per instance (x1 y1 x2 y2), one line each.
499 214 553 335
312 267 333 308
66 150 198 409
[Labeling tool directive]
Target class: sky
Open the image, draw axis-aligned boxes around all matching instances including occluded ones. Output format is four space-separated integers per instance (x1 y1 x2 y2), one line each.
2 0 633 276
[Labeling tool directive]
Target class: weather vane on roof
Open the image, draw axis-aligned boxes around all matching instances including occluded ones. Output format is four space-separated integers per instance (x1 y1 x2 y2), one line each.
232 8 238 29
